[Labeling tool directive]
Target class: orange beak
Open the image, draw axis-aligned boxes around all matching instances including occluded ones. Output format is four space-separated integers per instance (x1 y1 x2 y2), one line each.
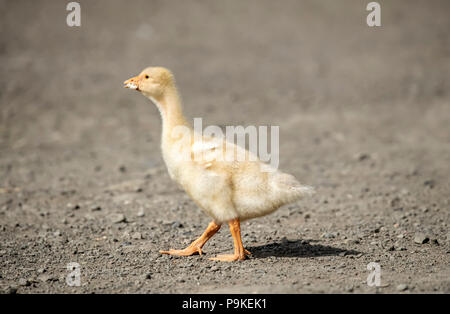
123 76 140 90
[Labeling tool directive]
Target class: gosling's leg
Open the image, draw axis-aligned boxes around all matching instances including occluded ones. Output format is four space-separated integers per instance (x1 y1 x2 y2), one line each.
160 221 221 256
209 218 251 262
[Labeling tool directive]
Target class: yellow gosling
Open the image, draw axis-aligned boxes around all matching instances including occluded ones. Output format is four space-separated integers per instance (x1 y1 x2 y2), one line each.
124 67 314 261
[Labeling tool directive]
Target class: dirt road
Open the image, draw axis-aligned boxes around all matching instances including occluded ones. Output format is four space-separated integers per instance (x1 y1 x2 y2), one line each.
0 0 449 293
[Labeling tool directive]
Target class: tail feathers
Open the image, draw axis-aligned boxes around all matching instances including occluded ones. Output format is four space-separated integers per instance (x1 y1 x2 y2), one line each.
291 185 315 197
271 172 315 204
285 184 315 203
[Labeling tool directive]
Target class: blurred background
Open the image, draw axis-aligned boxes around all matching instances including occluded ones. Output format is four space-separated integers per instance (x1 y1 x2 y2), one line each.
0 0 449 293
1 0 449 186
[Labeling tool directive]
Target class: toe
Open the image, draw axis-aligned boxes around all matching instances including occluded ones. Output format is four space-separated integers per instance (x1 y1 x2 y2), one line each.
159 247 202 257
209 254 240 262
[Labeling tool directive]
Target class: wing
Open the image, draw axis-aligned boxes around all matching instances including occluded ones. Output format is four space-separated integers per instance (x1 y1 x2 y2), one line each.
191 136 224 169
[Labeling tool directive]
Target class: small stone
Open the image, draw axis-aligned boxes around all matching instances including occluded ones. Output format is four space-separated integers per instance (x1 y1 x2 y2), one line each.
110 213 126 224
355 152 370 161
132 232 143 240
400 188 409 196
322 232 336 239
143 272 152 280
390 197 401 208
396 284 408 291
414 233 429 244
37 274 51 282
18 278 30 286
172 221 183 228
423 180 435 188
210 266 219 271
137 209 145 217
90 206 102 212
344 238 360 245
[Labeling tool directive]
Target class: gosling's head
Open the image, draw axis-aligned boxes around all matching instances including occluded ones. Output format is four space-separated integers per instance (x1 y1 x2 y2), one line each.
124 67 175 99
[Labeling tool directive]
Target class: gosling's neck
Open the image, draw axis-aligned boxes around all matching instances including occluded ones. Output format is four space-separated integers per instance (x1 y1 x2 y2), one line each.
148 85 191 146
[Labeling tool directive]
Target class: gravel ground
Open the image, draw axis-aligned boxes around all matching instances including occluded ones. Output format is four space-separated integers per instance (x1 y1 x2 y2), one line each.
0 0 449 294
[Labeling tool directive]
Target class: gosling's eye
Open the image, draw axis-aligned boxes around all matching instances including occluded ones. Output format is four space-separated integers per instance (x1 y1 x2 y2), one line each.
145 75 149 79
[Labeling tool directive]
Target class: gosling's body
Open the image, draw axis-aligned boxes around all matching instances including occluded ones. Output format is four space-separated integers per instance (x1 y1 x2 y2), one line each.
164 133 312 223
124 67 313 261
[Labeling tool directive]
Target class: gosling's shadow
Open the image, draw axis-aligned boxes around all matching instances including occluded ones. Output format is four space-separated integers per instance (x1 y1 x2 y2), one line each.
248 239 360 258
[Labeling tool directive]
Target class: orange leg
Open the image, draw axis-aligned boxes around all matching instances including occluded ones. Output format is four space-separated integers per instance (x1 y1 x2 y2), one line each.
160 221 221 256
209 218 251 262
